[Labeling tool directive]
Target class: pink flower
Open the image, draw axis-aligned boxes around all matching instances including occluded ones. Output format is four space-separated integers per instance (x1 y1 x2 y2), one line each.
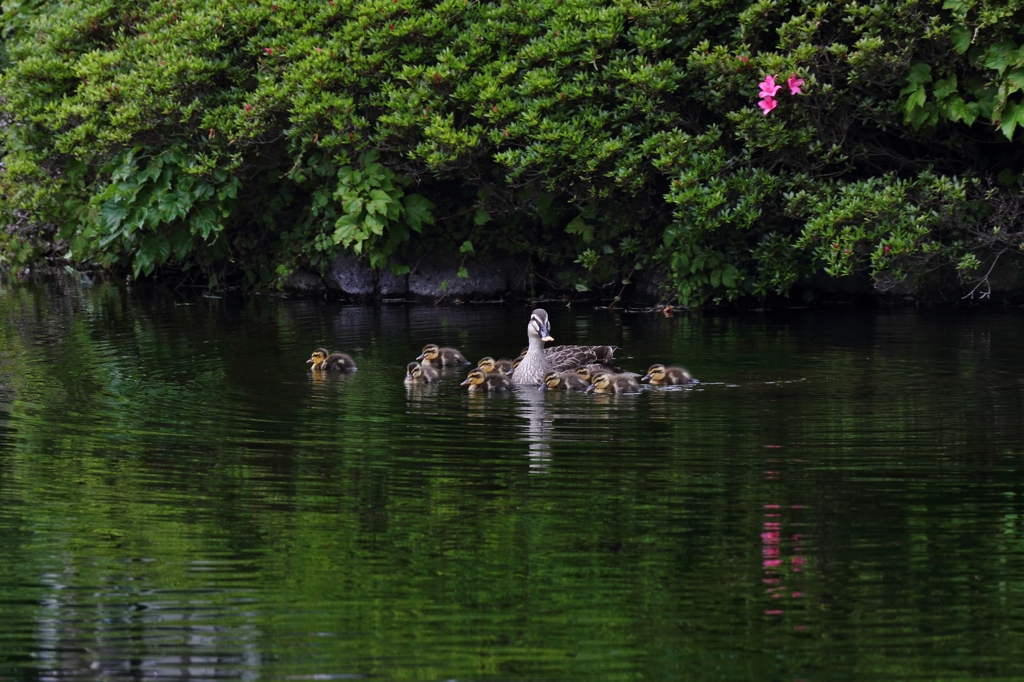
759 75 781 99
758 97 778 115
787 73 804 95
738 56 749 63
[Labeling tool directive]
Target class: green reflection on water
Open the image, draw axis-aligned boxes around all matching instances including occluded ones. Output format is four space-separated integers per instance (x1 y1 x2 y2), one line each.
1 279 1024 680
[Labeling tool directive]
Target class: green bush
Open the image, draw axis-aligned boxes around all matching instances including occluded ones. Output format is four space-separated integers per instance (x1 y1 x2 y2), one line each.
2 0 1023 302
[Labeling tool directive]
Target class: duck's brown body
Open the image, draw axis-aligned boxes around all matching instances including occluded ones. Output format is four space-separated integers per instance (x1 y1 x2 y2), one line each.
545 345 621 373
308 348 357 371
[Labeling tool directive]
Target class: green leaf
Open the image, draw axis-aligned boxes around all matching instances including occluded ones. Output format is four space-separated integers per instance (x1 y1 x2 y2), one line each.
963 101 980 126
364 213 385 235
575 282 590 292
101 201 128 232
334 214 360 246
1001 101 1020 139
950 23 972 54
403 194 434 232
945 95 968 122
474 209 492 225
934 75 957 100
565 216 594 243
1007 68 1024 94
905 86 926 115
456 266 469 279
722 264 739 288
907 63 932 85
459 240 475 254
983 40 1019 75
154 235 171 264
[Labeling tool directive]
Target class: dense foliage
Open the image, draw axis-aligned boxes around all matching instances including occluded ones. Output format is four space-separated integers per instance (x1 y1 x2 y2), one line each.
2 0 1024 302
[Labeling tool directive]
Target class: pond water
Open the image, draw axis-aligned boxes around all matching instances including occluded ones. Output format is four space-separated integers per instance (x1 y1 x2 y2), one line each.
1 277 1023 681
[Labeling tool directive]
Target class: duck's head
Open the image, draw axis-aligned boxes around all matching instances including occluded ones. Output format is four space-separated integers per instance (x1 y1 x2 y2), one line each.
460 368 487 388
574 366 593 383
417 344 440 362
405 361 424 382
587 372 612 393
642 364 666 383
478 357 498 373
542 371 561 390
528 309 554 343
307 348 329 369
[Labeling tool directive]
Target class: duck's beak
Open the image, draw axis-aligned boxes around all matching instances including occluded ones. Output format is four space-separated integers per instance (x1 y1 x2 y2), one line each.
306 358 314 364
416 353 425 361
537 383 546 391
641 374 651 382
586 384 595 393
460 378 471 386
539 322 553 343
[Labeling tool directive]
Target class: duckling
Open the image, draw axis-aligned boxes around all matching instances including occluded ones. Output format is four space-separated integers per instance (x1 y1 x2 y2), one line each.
587 371 641 394
417 343 470 367
576 364 638 383
405 361 441 384
641 363 696 386
460 368 514 392
540 370 590 392
477 356 513 374
575 364 617 382
308 348 357 371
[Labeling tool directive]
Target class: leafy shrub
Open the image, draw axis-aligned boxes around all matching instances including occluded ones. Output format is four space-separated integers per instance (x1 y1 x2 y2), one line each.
1 0 1023 302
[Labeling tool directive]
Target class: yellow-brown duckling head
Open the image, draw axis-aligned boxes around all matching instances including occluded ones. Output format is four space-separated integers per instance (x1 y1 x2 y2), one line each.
417 344 440 363
574 366 593 383
406 362 424 382
642 364 667 383
542 371 561 390
460 368 487 389
307 348 330 370
478 357 498 373
587 372 613 393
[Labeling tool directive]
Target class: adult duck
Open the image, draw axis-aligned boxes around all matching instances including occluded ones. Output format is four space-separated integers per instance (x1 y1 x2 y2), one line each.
512 308 620 385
